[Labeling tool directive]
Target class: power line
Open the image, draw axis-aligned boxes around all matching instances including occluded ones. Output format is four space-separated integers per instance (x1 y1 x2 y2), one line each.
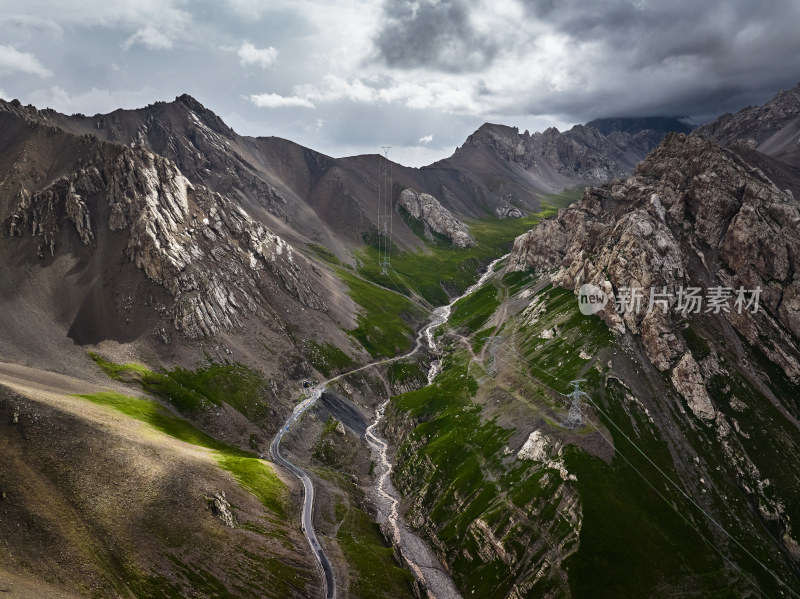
377 151 384 274
379 146 392 275
416 265 794 596
468 311 797 598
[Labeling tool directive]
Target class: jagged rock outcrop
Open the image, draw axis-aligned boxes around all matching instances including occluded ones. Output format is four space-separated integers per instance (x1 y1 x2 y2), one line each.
398 188 476 247
495 204 524 218
670 352 716 420
517 429 555 461
510 133 800 383
210 490 236 528
7 143 326 338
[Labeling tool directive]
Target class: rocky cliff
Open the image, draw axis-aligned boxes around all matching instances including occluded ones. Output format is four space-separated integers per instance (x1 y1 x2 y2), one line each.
398 188 476 247
507 131 800 591
4 135 327 340
0 98 366 392
509 132 800 384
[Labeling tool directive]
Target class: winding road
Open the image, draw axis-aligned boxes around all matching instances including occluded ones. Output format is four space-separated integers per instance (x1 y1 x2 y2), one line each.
270 387 336 599
270 255 507 599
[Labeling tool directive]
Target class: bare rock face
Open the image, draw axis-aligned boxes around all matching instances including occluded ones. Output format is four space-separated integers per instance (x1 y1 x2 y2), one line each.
671 352 716 420
399 188 476 248
210 490 236 528
510 133 800 384
495 205 524 218
9 181 95 258
517 429 555 461
7 144 326 339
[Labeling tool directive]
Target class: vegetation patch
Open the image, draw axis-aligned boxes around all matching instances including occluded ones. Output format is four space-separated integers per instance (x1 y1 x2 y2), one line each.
334 501 415 598
391 354 556 597
518 286 614 393
216 454 287 519
311 417 360 470
307 341 355 377
562 374 758 598
355 203 567 306
449 283 501 334
387 360 428 388
682 324 712 360
501 269 535 295
335 267 422 357
89 353 270 420
471 326 496 355
307 243 344 267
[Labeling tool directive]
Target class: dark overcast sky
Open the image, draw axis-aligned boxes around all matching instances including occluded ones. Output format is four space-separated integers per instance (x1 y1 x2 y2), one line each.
1 0 799 166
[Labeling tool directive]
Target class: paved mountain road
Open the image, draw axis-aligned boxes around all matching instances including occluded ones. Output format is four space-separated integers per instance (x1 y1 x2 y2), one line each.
269 387 336 599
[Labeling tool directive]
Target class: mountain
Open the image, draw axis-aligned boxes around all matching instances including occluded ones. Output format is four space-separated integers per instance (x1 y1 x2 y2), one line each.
26 94 556 254
435 120 671 203
0 98 360 400
695 83 800 167
5 84 800 599
426 136 800 594
368 87 800 598
0 94 594 598
0 93 678 379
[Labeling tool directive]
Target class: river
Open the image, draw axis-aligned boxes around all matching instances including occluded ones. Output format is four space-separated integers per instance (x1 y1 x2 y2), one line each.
364 254 507 599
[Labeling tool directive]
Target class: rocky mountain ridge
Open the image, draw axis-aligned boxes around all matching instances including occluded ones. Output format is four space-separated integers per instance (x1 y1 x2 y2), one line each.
443 120 670 188
0 98 360 394
508 130 800 584
7 142 327 339
1 94 683 266
695 82 800 166
509 132 800 384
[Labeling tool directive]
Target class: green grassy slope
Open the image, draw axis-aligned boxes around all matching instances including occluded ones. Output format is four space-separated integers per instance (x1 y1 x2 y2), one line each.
387 268 800 598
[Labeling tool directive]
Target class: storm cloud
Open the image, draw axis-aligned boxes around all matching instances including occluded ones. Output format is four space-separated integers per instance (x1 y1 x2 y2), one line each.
375 0 500 72
0 0 798 166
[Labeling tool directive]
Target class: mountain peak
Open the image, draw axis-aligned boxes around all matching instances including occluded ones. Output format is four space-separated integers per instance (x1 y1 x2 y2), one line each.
174 93 207 112
165 93 235 138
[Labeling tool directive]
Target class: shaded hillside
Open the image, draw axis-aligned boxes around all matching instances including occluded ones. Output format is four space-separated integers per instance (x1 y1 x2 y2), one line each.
0 364 317 598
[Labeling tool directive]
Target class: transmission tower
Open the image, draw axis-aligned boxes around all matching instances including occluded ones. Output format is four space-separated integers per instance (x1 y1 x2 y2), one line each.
378 146 392 275
565 379 586 429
